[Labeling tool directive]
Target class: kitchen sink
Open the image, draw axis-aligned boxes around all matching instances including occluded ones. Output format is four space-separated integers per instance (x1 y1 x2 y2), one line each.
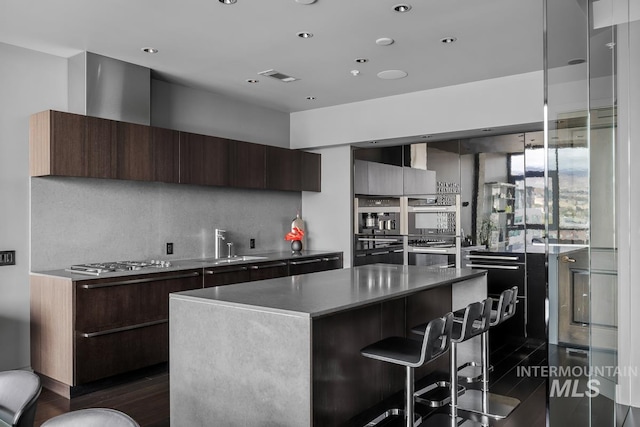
198 256 268 265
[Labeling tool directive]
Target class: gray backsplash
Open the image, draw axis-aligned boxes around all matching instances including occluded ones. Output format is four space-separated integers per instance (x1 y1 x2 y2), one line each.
31 177 302 271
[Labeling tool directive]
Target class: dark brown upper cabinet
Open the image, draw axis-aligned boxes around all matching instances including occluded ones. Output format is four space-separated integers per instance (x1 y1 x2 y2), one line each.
301 151 321 192
151 127 180 184
179 132 229 186
229 140 266 189
85 116 117 179
116 121 152 181
30 110 86 177
29 110 321 192
266 146 302 191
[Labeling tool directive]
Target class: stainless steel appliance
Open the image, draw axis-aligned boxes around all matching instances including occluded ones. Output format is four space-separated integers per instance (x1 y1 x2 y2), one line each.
66 260 172 276
355 197 403 235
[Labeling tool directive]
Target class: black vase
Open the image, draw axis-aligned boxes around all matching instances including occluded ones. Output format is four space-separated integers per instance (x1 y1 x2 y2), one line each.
291 240 302 253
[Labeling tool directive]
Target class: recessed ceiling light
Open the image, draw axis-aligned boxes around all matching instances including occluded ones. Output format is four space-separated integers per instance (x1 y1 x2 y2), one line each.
393 4 412 12
297 31 313 38
295 0 317 4
377 70 408 80
219 0 237 4
246 79 259 83
306 96 316 100
350 70 360 76
376 37 395 46
568 58 586 65
355 58 369 63
440 37 457 44
141 47 158 54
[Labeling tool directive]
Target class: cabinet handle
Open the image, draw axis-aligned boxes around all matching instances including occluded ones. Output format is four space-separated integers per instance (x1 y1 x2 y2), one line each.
205 266 248 275
79 271 200 289
370 251 390 256
412 247 449 253
290 259 322 265
250 262 287 270
466 255 520 261
392 250 404 253
80 319 168 338
322 256 342 261
465 263 520 270
561 255 577 263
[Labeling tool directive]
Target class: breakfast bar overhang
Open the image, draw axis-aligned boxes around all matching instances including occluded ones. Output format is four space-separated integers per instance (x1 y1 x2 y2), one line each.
169 264 487 426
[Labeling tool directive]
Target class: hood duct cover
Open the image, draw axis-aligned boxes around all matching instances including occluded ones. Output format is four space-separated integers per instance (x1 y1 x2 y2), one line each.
68 52 151 125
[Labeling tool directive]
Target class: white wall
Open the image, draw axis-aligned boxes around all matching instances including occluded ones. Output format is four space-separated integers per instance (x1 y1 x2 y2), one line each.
290 71 543 149
152 80 290 147
301 145 352 267
0 43 67 370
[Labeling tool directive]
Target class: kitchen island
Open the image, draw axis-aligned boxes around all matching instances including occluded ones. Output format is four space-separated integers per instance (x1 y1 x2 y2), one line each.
169 264 487 426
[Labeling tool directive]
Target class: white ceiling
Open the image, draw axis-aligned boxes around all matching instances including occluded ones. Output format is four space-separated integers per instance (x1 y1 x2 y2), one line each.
1 0 544 113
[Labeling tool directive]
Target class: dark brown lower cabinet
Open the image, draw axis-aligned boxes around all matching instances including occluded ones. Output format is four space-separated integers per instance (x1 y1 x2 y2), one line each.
203 265 251 288
289 253 343 275
30 269 201 397
249 261 289 281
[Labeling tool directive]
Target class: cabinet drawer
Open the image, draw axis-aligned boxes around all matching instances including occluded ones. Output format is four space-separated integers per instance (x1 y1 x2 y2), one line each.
249 261 289 281
289 254 343 275
203 265 251 288
75 322 167 384
75 270 201 332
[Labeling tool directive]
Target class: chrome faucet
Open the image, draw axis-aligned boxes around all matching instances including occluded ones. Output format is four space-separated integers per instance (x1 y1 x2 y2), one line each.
214 229 226 259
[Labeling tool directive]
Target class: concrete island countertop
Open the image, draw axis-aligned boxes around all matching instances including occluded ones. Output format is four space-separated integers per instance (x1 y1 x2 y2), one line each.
30 249 342 281
171 264 487 318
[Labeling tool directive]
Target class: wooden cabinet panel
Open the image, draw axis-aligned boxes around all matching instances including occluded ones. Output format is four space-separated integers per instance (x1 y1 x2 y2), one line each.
151 127 180 183
179 132 229 186
75 270 201 333
229 140 266 189
75 322 168 384
301 151 321 192
203 265 251 288
249 261 289 281
30 110 86 177
289 253 343 275
266 146 301 191
85 116 116 178
116 122 152 181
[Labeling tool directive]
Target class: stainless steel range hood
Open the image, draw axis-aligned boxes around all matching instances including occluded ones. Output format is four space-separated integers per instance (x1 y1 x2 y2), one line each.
68 52 151 125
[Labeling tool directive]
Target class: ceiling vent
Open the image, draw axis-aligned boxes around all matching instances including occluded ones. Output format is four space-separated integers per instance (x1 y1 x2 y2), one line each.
258 69 299 83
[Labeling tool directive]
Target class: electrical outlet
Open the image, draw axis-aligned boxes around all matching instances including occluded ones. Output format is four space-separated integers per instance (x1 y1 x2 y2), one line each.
0 250 15 266
250 238 255 249
166 243 173 255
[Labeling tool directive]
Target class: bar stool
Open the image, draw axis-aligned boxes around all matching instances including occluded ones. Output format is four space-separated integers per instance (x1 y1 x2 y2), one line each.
412 298 492 427
360 312 453 427
455 286 521 420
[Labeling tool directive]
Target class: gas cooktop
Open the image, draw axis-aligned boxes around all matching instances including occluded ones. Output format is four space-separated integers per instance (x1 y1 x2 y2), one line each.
65 260 172 276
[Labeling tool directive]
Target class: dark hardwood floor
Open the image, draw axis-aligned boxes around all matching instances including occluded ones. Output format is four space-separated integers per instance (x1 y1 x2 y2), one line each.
34 370 170 427
36 339 607 427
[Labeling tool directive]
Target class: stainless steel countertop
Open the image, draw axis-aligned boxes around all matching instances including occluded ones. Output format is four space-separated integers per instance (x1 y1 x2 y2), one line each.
171 264 486 318
30 250 342 281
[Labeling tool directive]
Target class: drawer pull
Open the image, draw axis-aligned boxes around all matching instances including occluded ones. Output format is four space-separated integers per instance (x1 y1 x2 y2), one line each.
205 266 248 275
466 255 520 261
80 319 168 338
250 262 287 270
371 251 390 256
80 272 200 289
290 259 322 265
465 263 520 270
322 256 341 261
